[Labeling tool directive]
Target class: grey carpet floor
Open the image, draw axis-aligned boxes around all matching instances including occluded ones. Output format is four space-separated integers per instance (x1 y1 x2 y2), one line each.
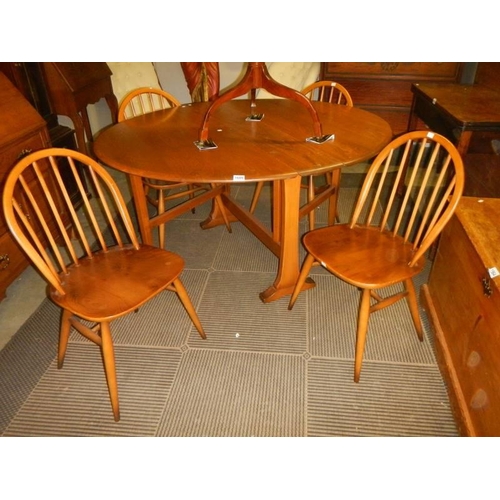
0 179 458 436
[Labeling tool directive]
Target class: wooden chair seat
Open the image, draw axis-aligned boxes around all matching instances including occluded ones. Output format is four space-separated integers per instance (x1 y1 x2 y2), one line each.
50 245 186 320
2 148 206 422
289 131 465 383
302 225 425 289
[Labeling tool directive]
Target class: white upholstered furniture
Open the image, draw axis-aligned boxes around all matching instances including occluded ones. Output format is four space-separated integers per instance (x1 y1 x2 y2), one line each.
107 62 163 106
257 62 320 98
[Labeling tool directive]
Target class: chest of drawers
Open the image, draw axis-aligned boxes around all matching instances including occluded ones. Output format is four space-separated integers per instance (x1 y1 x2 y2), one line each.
321 62 464 136
422 197 500 436
0 73 52 299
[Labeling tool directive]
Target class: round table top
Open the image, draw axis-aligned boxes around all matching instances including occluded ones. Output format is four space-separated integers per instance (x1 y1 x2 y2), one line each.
94 99 392 183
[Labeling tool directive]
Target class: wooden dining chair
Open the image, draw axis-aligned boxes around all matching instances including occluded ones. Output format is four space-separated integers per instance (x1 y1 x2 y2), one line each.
301 80 354 106
289 131 464 382
2 148 206 422
249 80 354 230
118 87 231 248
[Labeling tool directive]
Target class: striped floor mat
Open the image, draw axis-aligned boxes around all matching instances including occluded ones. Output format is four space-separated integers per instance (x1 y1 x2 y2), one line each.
0 182 458 436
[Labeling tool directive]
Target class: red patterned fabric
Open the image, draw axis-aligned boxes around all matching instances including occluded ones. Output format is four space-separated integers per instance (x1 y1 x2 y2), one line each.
180 62 220 102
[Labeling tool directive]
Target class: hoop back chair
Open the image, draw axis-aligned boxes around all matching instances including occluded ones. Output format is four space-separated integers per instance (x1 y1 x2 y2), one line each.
2 148 206 421
249 80 354 230
118 87 231 249
289 131 465 382
301 80 354 107
117 86 181 120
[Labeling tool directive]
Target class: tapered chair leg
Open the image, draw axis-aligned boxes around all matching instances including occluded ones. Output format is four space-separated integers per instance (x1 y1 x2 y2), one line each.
354 288 371 383
288 253 316 310
187 183 196 213
172 278 206 339
328 169 341 225
404 278 424 341
58 309 72 369
100 321 120 422
249 181 265 214
157 189 166 249
307 175 316 230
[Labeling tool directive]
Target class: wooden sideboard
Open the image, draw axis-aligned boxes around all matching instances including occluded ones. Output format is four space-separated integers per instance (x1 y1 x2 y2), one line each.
321 62 465 136
0 63 77 152
0 73 54 299
41 62 118 156
422 197 500 436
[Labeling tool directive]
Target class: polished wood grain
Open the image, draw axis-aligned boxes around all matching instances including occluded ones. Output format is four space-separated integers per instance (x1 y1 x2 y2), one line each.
422 197 500 436
250 81 355 230
2 148 206 421
41 62 118 156
0 72 54 300
94 99 392 302
322 62 464 136
289 131 465 382
198 62 323 142
408 82 500 155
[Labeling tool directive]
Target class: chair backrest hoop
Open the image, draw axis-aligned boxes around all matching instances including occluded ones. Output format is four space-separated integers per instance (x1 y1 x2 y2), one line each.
118 87 181 122
350 130 464 267
301 80 354 107
2 147 140 295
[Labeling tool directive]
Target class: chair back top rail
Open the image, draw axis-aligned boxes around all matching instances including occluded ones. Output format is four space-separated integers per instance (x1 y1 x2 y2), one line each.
3 148 139 295
351 130 464 266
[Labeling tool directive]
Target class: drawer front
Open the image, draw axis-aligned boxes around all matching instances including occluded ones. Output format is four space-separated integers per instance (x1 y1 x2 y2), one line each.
0 130 46 180
0 231 30 299
321 63 463 137
0 131 47 235
323 62 462 81
336 79 418 108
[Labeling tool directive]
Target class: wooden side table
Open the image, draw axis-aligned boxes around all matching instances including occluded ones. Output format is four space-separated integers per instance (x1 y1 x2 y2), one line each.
408 82 500 155
41 62 118 156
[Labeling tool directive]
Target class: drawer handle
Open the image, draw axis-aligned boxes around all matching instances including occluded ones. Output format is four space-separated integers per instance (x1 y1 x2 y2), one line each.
0 254 10 270
482 277 493 298
17 148 33 160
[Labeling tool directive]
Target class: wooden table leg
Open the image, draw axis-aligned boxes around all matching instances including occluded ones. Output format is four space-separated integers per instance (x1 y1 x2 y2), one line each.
456 130 473 156
129 174 152 245
200 184 238 229
271 180 281 242
260 175 314 303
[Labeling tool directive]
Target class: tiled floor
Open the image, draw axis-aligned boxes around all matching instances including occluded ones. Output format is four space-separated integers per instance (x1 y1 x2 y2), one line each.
1 170 459 437
0 167 367 351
